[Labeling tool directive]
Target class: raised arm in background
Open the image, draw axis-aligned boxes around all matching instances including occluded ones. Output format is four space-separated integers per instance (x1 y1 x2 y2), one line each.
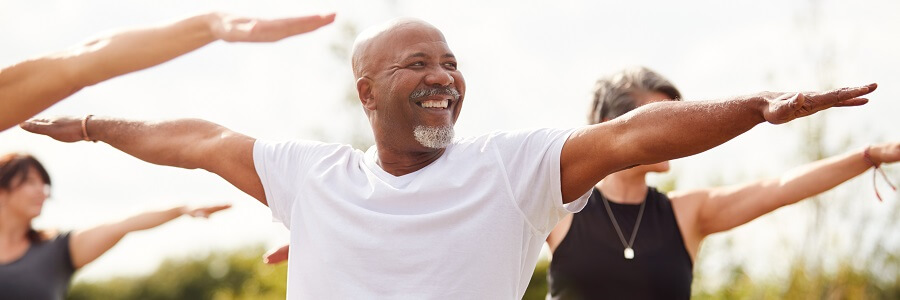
69 204 230 268
0 12 335 131
668 142 899 258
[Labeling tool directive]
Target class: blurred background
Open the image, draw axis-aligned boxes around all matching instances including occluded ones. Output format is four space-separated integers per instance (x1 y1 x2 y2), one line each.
1 0 898 299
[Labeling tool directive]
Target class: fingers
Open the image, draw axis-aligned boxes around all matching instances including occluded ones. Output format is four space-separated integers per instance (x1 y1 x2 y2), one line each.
196 204 232 217
787 93 803 111
263 245 290 265
19 118 47 133
275 13 337 36
832 97 869 107
794 83 876 119
824 83 877 102
19 117 84 142
250 13 336 42
208 204 233 212
290 13 336 31
216 12 336 43
19 117 63 132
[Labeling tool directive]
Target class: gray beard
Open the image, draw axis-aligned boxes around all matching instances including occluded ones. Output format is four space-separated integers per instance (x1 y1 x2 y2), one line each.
413 125 455 149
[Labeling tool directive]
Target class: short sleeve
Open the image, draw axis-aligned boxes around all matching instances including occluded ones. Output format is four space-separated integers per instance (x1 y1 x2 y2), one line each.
253 139 344 228
54 232 75 273
491 128 590 234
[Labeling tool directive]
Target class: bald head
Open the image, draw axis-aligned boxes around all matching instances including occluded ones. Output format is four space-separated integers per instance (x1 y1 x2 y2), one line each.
350 18 465 152
351 18 446 78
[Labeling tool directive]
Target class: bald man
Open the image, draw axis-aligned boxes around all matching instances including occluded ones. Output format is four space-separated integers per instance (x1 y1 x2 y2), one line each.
23 18 876 298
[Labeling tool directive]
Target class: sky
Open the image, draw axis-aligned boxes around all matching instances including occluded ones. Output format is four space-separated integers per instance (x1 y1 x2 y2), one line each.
1 0 898 285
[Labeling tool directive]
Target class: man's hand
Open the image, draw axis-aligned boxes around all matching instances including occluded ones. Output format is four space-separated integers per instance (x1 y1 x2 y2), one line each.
263 244 290 265
183 204 232 218
20 116 86 143
210 13 336 43
762 83 876 124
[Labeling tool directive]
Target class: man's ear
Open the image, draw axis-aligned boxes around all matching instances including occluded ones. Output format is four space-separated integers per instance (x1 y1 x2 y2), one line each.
357 77 376 110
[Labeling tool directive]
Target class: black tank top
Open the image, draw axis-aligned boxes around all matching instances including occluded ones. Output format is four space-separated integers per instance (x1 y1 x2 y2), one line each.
548 187 693 300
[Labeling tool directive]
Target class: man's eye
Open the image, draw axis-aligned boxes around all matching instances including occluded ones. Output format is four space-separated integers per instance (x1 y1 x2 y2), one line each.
410 62 425 67
444 62 457 70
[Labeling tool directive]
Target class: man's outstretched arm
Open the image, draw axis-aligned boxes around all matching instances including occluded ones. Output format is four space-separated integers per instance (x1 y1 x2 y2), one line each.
559 84 877 202
0 12 335 131
21 116 267 204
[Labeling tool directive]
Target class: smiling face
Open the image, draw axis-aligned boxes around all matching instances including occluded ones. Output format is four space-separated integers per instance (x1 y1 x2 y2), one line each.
353 19 466 151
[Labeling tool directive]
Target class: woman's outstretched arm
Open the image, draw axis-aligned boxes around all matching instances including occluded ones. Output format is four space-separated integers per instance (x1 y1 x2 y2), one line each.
671 142 899 257
68 204 230 269
0 12 335 131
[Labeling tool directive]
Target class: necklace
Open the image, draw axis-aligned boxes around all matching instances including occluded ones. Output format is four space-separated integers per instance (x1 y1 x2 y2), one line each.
600 192 646 260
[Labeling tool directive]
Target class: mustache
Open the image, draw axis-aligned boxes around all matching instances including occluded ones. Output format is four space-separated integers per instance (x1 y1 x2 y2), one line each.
409 86 460 101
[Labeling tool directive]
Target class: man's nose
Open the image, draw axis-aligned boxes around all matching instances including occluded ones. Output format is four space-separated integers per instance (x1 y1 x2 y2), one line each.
425 66 454 87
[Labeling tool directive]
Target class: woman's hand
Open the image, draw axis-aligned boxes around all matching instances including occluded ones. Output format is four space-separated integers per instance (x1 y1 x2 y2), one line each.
183 204 232 218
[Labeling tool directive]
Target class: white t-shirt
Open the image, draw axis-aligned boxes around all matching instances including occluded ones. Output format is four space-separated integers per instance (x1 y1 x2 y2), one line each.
254 128 590 299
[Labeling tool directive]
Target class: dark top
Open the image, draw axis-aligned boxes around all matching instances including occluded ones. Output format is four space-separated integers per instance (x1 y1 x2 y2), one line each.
548 187 693 300
0 232 75 300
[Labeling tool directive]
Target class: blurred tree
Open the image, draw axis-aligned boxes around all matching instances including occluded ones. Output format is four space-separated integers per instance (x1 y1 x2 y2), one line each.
68 247 287 300
523 258 550 300
307 3 407 151
321 20 375 151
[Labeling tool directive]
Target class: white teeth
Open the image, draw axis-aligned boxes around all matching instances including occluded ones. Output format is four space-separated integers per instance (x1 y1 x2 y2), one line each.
421 99 449 108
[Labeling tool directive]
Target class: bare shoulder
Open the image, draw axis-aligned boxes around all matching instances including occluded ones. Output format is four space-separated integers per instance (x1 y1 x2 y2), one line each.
666 189 707 260
667 188 711 222
667 187 713 210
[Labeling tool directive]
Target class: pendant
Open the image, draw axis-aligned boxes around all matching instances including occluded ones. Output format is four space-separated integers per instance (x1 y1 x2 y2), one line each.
624 247 634 259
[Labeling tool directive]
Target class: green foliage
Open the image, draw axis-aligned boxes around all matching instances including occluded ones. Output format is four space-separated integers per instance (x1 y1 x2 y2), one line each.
523 258 550 300
69 244 900 299
525 256 900 300
68 247 286 300
692 261 900 300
